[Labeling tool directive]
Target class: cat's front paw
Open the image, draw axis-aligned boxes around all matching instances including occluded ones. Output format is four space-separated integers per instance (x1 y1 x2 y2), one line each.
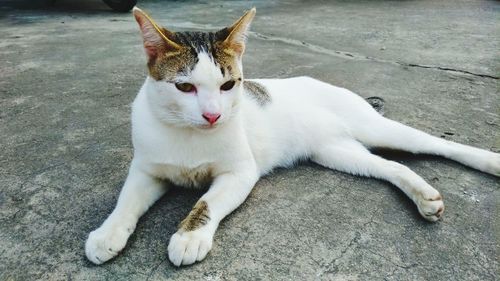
85 224 133 265
416 191 444 222
168 228 213 267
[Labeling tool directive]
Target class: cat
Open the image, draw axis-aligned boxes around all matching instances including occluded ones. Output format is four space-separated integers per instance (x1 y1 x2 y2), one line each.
85 7 500 267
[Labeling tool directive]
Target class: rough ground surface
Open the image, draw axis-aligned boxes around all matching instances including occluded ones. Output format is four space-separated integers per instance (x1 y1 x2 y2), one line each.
0 0 499 280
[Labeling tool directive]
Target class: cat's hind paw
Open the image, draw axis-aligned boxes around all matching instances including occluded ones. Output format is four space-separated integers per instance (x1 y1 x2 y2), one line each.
416 193 444 222
85 225 132 265
168 229 213 267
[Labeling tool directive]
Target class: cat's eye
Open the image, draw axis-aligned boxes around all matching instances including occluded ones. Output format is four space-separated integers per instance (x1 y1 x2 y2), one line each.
220 80 236 91
175 83 196 93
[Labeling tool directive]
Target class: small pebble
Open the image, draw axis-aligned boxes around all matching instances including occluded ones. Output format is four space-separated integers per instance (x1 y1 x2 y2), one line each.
463 191 467 194
380 46 386 50
476 199 480 203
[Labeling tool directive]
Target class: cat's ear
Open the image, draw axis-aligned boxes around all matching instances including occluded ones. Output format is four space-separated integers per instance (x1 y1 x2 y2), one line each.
132 7 181 60
222 8 256 56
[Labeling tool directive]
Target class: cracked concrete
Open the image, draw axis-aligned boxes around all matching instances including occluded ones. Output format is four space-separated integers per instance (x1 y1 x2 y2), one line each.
0 0 499 280
251 32 499 80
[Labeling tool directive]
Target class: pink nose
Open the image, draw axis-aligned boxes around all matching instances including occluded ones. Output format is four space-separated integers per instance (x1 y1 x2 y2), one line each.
202 112 221 125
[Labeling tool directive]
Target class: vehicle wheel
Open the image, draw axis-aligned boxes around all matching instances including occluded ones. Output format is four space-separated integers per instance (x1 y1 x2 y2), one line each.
103 0 137 12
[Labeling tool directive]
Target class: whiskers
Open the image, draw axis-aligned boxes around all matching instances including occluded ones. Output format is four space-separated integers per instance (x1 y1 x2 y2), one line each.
158 108 207 128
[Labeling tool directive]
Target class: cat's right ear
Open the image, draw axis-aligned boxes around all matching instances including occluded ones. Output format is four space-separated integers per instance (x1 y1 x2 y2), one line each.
221 8 256 57
132 7 181 60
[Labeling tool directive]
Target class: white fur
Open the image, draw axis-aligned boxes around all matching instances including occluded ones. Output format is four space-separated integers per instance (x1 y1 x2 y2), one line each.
86 51 500 266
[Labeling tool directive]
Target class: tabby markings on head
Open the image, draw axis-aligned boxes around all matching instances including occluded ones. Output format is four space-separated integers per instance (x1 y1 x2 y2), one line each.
135 7 256 83
150 30 241 82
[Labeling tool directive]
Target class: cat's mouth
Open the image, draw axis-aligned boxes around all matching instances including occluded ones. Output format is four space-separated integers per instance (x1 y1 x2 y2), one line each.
197 123 221 131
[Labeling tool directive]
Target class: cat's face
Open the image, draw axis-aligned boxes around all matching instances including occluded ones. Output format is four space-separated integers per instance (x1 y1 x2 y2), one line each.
133 8 255 130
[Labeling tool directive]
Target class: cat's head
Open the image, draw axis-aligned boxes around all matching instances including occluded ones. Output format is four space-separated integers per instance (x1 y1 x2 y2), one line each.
133 7 256 130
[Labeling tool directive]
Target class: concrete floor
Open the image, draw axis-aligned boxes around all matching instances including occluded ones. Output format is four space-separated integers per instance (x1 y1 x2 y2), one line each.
0 0 499 280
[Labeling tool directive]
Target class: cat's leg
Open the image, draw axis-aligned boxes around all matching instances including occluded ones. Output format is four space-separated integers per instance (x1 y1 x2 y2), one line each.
167 164 259 266
85 161 167 264
356 117 500 176
312 140 444 221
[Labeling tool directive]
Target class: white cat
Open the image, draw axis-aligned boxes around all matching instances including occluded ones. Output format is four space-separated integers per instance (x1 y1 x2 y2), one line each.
85 7 500 267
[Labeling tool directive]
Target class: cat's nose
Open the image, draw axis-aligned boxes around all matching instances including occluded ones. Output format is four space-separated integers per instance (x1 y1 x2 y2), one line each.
202 112 221 125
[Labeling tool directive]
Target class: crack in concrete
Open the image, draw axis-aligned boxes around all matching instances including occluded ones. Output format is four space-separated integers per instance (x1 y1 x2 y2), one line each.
365 248 418 270
315 231 361 278
146 256 168 281
250 32 498 80
315 212 380 278
401 63 498 79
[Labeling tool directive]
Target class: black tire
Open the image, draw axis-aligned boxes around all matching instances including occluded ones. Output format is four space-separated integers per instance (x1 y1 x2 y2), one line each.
103 0 137 12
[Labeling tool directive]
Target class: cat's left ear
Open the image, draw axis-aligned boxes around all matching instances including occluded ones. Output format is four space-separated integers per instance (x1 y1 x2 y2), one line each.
222 8 256 56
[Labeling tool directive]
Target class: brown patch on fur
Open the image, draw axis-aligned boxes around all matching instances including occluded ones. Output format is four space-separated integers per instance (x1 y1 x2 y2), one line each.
179 201 210 232
243 80 271 105
148 47 197 81
213 44 242 80
179 165 213 188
